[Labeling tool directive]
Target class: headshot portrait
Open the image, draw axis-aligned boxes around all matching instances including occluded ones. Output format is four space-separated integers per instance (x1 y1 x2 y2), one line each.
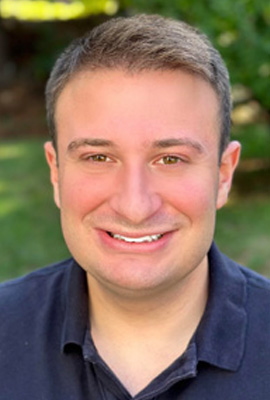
0 7 270 399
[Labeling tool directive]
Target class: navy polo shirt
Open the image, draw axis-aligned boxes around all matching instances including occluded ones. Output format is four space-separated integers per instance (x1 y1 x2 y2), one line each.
1 242 270 399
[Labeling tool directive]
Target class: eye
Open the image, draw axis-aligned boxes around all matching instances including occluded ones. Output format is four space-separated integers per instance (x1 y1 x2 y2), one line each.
86 154 112 163
156 155 183 165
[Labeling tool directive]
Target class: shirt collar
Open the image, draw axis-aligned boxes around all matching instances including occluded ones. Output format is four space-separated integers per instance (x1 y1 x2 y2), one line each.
61 260 89 352
195 242 247 371
61 243 248 372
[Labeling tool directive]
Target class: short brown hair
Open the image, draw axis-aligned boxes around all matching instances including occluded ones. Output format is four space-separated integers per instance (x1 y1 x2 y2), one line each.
45 14 231 157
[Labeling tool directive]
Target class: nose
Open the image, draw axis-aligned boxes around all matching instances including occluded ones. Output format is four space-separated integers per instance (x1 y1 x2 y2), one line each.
109 164 162 225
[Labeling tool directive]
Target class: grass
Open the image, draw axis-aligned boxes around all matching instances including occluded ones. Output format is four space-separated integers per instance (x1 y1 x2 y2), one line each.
0 134 269 282
0 139 69 281
215 199 270 277
231 123 270 160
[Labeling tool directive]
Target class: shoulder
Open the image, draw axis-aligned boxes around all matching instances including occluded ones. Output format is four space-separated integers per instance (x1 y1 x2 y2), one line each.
238 264 270 315
0 258 73 292
0 259 73 318
220 252 270 330
210 244 270 320
239 264 270 291
211 245 270 294
223 250 270 295
0 259 79 396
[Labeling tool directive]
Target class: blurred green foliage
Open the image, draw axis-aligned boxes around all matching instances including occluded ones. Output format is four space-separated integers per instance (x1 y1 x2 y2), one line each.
0 0 118 21
1 0 270 119
215 199 270 277
0 140 69 280
232 124 270 159
124 0 270 115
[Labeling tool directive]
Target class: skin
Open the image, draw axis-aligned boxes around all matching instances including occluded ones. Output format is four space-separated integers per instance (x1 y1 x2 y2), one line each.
45 69 240 394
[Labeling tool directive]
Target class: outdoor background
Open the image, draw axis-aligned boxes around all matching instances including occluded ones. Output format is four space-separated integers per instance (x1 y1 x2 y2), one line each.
0 0 269 282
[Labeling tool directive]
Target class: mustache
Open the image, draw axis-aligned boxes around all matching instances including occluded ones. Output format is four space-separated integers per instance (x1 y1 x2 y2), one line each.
84 214 180 231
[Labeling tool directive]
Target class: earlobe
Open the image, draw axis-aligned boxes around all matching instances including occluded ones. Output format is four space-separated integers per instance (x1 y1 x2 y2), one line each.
44 141 61 208
216 141 241 210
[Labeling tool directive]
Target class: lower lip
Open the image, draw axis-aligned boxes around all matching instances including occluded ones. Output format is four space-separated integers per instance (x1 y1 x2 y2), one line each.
96 230 174 253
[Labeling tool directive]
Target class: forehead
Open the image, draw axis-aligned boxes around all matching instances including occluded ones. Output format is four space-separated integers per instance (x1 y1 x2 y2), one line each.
55 68 220 151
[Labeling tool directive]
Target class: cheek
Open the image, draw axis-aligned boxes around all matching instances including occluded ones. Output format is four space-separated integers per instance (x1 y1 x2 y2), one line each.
162 175 217 218
59 171 113 216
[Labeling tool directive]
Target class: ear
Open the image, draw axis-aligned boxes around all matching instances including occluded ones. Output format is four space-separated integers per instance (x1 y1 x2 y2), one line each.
44 141 61 208
216 141 241 210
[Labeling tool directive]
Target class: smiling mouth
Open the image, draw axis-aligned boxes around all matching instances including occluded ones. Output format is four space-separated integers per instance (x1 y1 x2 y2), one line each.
107 232 164 243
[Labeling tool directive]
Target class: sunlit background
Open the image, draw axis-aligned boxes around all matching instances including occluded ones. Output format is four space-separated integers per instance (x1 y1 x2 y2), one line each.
0 0 269 281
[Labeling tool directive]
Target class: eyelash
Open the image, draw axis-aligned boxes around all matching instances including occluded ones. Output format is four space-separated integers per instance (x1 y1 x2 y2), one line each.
82 154 113 163
80 153 188 165
156 155 187 165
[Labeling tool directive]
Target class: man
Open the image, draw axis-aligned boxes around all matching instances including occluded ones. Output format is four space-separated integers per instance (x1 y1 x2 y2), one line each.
1 14 270 399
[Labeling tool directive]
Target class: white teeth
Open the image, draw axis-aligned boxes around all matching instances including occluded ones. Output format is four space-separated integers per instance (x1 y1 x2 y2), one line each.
111 233 163 243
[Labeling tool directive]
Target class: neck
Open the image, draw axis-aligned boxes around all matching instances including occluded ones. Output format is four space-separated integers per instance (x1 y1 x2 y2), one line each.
87 260 209 396
87 257 209 349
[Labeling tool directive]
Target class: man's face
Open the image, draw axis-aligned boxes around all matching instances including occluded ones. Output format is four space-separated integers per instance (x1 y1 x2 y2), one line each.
45 69 240 297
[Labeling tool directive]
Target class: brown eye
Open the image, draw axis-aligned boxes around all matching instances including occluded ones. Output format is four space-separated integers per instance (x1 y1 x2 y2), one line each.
160 156 181 165
90 154 109 162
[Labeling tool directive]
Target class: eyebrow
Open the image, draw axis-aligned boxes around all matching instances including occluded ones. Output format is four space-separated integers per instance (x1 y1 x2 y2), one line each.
67 138 115 153
67 136 205 154
152 138 205 154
